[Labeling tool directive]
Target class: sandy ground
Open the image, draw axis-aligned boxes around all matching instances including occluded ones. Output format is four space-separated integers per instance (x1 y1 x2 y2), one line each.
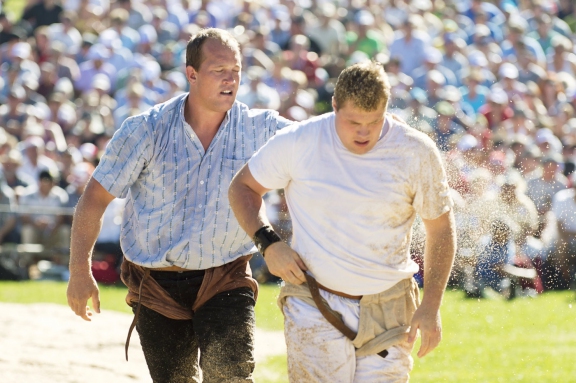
0 302 286 383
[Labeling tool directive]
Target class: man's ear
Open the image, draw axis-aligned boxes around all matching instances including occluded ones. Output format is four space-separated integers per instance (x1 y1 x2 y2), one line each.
331 97 337 111
186 66 197 83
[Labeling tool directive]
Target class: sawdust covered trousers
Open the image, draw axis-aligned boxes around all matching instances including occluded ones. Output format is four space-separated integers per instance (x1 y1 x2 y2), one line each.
133 269 256 383
280 278 419 383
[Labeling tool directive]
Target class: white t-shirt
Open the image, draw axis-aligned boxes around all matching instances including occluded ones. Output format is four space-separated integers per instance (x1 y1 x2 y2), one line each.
551 188 576 233
249 113 452 295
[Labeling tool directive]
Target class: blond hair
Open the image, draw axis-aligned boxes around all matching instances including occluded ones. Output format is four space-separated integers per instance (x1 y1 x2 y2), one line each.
333 61 391 111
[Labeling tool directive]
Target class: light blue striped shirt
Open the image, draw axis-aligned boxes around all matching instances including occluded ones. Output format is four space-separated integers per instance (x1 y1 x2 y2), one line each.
93 94 291 269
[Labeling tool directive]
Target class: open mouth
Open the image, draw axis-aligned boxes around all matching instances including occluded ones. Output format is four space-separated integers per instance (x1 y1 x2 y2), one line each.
220 90 233 96
354 140 369 146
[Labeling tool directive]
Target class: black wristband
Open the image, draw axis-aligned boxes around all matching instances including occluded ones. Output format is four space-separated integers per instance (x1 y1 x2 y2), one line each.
253 225 282 257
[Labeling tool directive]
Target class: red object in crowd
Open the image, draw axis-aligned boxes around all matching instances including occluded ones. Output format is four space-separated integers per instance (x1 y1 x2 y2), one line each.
91 258 119 284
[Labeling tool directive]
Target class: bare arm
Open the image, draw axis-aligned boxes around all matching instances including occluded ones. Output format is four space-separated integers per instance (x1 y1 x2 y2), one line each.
66 178 115 321
229 164 307 284
408 210 456 358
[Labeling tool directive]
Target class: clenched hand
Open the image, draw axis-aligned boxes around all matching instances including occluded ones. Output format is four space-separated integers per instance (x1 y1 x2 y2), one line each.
263 242 308 285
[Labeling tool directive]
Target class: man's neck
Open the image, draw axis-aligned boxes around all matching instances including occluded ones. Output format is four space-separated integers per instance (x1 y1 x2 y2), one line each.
185 96 228 151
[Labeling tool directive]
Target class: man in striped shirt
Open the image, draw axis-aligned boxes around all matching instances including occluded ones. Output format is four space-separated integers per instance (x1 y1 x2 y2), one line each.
66 28 291 382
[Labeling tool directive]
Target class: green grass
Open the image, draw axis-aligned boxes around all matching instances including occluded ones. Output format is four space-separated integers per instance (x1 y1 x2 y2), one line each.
1 281 575 382
411 289 576 383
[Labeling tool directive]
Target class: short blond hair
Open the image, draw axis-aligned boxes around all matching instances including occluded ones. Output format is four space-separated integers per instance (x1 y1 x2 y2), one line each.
333 61 391 111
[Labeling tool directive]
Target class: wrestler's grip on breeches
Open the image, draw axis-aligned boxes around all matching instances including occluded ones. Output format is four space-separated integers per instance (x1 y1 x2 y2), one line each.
262 241 308 285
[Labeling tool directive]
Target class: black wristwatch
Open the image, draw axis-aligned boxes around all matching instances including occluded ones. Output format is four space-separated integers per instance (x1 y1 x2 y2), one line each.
253 225 282 256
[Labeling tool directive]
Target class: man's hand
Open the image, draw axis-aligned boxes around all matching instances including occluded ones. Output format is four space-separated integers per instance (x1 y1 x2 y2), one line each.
407 303 442 358
66 271 101 321
264 242 308 285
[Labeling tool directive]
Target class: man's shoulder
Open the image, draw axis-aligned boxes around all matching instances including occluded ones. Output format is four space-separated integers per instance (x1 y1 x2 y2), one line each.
237 101 282 121
268 113 332 144
286 113 333 136
122 94 185 132
387 114 437 149
150 93 186 114
234 101 294 130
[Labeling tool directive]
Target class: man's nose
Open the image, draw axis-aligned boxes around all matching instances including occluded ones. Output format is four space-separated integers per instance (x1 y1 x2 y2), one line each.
223 73 236 84
357 126 370 137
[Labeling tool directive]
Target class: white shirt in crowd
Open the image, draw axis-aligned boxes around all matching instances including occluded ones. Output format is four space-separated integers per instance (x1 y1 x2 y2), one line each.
551 188 576 233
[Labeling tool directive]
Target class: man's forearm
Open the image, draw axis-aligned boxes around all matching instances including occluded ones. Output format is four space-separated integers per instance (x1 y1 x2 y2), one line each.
69 194 110 274
70 200 106 273
228 180 271 237
422 212 456 310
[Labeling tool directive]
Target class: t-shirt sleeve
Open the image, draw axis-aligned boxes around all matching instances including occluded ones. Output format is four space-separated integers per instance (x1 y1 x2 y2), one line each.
248 127 295 190
92 115 154 198
412 138 453 220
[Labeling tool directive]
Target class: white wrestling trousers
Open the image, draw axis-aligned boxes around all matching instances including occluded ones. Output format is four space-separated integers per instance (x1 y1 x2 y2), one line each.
283 289 413 383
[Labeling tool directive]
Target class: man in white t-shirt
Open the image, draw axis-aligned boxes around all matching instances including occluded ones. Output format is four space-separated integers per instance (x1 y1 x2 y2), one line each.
229 62 456 382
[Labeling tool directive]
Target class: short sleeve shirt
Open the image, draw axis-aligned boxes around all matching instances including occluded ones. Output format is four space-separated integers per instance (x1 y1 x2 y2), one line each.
249 113 452 295
93 94 291 269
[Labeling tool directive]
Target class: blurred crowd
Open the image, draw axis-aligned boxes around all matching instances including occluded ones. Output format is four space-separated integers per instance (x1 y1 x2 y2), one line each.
0 0 575 293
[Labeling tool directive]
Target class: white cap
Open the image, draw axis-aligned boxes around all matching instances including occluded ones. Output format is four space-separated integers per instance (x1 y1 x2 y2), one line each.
98 29 122 50
468 50 488 67
11 42 31 59
488 87 509 104
535 128 554 144
457 134 479 152
498 62 519 79
428 69 446 85
424 47 443 64
166 71 187 88
355 10 375 26
142 60 161 82
92 74 111 91
23 136 45 150
80 143 98 161
88 44 111 60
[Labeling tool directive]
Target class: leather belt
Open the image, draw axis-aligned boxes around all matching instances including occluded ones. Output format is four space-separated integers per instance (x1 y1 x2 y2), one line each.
316 281 363 300
151 265 190 272
305 274 388 359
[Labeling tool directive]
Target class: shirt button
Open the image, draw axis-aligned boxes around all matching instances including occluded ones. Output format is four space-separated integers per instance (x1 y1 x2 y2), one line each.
200 180 204 185
198 204 203 208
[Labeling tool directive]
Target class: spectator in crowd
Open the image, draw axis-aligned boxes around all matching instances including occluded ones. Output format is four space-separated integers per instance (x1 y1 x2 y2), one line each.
21 0 63 31
19 169 69 250
1 149 34 194
526 154 568 232
475 219 516 295
18 136 59 186
389 16 429 77
75 44 116 95
306 3 346 58
551 181 576 288
0 173 20 244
